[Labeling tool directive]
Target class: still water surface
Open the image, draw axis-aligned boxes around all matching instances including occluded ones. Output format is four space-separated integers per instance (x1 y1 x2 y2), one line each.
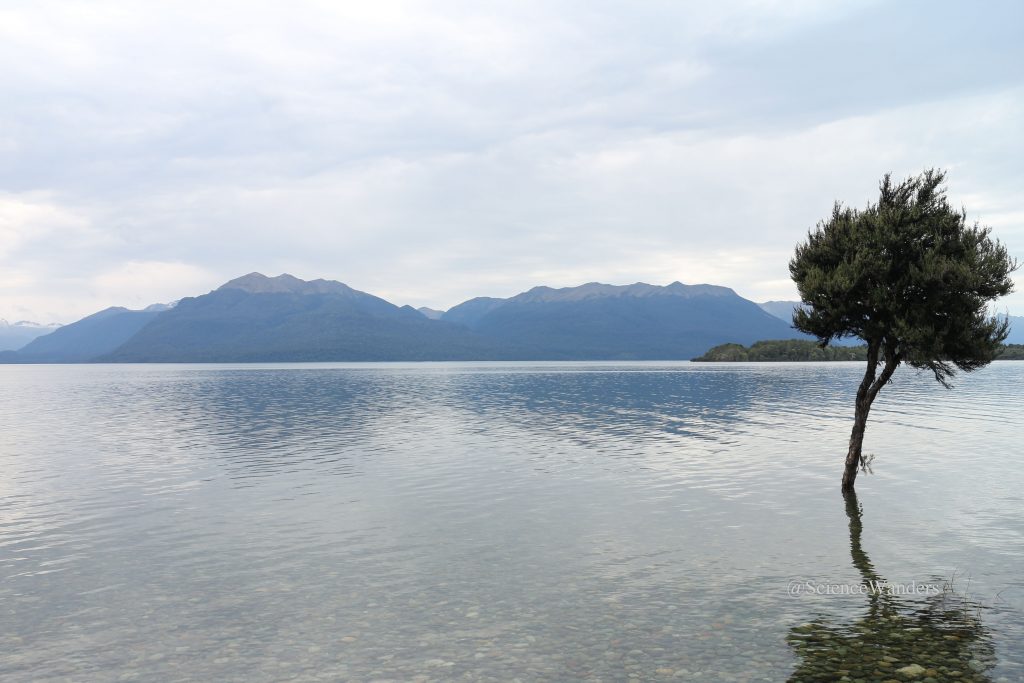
1 362 1022 681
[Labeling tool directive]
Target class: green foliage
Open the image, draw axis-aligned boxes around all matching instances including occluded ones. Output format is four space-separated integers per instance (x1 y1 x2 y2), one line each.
997 343 1024 360
790 169 1017 386
693 339 867 362
694 340 1023 363
693 342 750 361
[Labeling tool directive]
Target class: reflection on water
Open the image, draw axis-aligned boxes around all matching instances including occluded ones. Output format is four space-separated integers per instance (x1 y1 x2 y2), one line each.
0 362 1022 681
788 491 995 682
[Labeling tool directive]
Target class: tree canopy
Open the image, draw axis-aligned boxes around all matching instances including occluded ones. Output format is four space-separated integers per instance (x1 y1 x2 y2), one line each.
790 169 1017 492
790 169 1016 388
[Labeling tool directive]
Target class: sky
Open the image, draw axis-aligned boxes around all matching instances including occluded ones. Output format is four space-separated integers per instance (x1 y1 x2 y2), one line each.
2 0 1023 323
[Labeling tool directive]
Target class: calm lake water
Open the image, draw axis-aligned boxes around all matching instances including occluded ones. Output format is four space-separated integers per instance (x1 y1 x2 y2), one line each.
1 362 1022 682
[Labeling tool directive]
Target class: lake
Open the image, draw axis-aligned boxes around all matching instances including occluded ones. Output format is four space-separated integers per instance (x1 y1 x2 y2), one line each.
1 362 1022 682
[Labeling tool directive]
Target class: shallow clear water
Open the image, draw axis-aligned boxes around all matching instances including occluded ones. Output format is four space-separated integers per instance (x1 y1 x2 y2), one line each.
1 362 1022 682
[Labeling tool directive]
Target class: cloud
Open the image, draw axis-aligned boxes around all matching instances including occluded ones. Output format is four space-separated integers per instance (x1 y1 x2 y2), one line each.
0 193 100 260
0 259 218 325
92 261 220 309
0 0 1021 321
0 193 219 321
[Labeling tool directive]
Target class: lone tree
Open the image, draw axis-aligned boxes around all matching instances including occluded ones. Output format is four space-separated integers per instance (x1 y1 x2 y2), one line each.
790 169 1017 492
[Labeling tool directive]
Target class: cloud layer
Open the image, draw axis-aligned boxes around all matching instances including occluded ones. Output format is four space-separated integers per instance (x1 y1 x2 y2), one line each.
2 0 1022 322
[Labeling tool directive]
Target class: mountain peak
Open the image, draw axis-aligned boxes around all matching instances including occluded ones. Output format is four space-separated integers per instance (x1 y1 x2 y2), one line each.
664 281 736 297
218 272 358 296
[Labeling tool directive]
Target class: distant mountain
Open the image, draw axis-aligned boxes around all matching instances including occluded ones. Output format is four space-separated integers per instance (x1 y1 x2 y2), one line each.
1002 315 1024 345
2 306 167 362
762 301 1023 346
103 273 506 362
760 299 867 347
441 297 506 328
0 319 61 351
442 282 811 360
758 300 802 324
417 307 445 320
1 275 831 363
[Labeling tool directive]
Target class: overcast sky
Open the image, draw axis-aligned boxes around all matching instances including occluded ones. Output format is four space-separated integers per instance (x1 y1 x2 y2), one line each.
2 0 1022 323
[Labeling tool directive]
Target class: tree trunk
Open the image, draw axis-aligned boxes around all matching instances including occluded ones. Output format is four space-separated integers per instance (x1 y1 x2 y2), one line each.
842 397 872 492
841 342 899 493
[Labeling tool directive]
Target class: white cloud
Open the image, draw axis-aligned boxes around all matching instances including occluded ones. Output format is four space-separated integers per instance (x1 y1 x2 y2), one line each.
0 193 96 260
0 0 1021 320
0 260 218 325
91 261 220 309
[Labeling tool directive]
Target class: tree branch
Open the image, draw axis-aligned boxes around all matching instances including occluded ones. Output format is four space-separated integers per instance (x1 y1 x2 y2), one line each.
868 343 901 401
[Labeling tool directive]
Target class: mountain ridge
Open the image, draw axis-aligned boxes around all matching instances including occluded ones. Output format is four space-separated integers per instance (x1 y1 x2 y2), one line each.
3 273 825 362
218 272 362 297
103 276 507 362
0 319 62 351
3 305 167 362
439 280 809 359
507 281 735 304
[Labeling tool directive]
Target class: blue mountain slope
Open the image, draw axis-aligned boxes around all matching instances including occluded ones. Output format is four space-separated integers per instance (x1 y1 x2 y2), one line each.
104 273 507 362
0 320 61 351
2 307 165 362
3 275 835 363
1003 315 1024 345
445 282 812 360
758 300 802 324
440 297 506 328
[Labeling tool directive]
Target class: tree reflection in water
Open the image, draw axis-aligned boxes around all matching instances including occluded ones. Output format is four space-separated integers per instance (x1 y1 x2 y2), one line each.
787 492 995 682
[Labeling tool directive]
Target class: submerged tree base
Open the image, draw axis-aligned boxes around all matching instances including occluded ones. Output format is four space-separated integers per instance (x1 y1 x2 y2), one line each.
788 492 995 681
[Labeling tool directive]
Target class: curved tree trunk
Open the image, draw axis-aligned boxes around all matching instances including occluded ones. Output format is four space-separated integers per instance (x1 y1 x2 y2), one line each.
842 400 872 492
842 341 899 493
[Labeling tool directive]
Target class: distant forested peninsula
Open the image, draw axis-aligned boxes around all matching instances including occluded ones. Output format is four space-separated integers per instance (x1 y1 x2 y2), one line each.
693 340 1024 362
999 344 1024 359
692 340 867 361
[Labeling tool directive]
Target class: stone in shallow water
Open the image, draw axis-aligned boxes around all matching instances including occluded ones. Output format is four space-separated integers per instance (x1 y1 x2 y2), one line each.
896 663 926 677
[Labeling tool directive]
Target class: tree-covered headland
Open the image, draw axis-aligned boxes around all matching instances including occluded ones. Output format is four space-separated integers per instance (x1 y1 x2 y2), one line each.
692 339 867 361
692 340 1023 362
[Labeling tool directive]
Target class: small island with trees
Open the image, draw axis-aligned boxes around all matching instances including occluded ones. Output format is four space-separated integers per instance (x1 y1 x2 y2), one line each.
692 339 867 361
692 340 1024 362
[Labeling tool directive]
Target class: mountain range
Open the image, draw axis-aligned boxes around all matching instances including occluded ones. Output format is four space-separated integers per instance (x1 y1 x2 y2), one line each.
439 282 798 359
5 304 173 362
0 273 812 362
4 274 1017 363
0 319 61 351
105 274 505 362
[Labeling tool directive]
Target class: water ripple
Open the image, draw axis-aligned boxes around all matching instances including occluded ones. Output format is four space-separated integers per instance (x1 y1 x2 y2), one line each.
1 361 1022 681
